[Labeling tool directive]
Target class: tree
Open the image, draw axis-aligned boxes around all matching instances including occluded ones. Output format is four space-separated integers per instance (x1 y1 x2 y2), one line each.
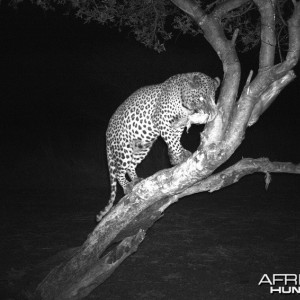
13 0 299 299
10 0 295 56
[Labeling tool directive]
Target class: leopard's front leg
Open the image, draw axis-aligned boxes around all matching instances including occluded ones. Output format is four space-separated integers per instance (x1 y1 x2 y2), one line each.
160 126 192 165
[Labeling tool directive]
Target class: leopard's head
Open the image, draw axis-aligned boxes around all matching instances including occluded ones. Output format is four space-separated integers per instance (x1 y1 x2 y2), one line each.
181 73 220 123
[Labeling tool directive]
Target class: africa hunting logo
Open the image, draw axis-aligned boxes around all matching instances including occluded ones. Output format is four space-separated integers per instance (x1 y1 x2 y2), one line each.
258 274 300 294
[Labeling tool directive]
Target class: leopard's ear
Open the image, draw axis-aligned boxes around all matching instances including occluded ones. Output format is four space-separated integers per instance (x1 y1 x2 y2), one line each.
214 77 221 89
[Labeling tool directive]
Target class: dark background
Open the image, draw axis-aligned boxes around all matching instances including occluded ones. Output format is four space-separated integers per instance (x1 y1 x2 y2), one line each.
0 2 299 192
0 2 299 299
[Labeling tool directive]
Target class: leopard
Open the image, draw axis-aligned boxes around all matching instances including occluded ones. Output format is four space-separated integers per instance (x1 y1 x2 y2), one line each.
96 72 220 222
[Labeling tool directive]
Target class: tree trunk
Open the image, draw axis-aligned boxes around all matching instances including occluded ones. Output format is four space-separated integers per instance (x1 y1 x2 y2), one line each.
34 1 300 299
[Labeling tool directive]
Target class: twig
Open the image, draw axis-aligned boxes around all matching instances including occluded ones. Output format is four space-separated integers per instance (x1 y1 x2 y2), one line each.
246 70 254 86
231 28 239 45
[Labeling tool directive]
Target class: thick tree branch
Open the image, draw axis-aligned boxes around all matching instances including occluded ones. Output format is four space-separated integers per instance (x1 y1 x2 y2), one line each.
213 0 251 19
254 0 276 70
248 70 296 126
286 1 300 65
178 158 300 198
170 0 206 22
36 230 146 299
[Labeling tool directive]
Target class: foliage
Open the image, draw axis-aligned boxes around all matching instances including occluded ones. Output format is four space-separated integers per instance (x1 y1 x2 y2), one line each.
9 0 295 54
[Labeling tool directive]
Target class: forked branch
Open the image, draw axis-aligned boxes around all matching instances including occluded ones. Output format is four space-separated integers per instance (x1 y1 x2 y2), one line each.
245 0 300 126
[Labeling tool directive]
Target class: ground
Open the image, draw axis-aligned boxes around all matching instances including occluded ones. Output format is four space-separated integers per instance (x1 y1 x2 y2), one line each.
1 174 299 299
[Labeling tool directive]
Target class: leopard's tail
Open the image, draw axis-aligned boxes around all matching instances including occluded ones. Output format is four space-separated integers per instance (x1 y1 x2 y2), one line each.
96 147 117 222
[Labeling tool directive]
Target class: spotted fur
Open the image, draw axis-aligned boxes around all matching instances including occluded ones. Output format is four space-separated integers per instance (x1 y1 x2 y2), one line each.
96 72 220 221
